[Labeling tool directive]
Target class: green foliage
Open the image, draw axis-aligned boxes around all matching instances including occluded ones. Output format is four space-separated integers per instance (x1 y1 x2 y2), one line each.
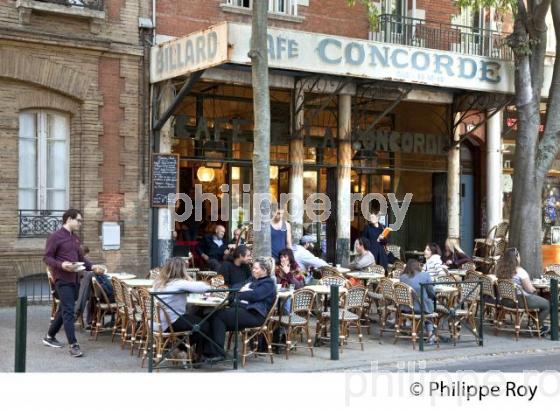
455 0 516 13
347 0 380 30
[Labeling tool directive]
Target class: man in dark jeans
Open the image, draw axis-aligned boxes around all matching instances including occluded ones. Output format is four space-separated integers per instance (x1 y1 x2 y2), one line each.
42 208 103 358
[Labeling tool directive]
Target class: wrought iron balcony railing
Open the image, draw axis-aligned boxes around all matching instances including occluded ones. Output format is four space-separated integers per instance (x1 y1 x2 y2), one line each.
371 14 512 60
18 210 64 238
35 0 104 11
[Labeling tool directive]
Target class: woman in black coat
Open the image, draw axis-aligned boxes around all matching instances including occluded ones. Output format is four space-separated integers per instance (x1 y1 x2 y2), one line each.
362 213 389 272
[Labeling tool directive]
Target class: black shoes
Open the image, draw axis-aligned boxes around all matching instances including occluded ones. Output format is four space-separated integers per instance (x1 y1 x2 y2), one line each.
42 335 64 348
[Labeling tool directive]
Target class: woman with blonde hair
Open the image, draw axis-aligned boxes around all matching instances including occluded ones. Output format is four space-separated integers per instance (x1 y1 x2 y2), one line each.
153 257 210 335
203 257 277 362
443 238 472 269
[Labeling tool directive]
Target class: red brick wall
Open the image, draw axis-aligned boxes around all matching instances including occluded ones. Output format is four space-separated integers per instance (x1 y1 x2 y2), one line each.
156 0 460 39
98 57 125 221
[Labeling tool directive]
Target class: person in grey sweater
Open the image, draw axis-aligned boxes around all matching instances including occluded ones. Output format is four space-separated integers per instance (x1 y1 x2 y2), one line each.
348 237 376 271
399 259 437 344
152 257 211 335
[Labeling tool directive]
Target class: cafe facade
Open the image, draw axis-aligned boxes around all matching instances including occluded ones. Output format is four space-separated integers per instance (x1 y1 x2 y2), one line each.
149 20 539 266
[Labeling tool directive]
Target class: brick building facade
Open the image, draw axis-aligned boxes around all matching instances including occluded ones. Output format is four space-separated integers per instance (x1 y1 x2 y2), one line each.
0 0 152 305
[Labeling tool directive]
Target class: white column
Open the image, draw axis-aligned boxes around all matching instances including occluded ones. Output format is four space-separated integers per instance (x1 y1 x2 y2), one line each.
447 113 461 239
337 94 352 265
289 84 304 243
487 109 503 231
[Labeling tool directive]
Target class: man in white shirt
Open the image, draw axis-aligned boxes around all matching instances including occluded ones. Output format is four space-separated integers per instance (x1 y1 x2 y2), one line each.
292 235 328 276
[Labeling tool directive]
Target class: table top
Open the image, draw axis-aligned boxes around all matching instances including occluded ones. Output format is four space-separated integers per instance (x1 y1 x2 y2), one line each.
446 269 467 276
105 272 137 280
277 289 295 299
346 271 384 281
406 250 425 256
532 280 550 289
334 267 351 274
197 271 218 277
305 285 348 294
186 294 226 307
434 284 458 293
122 279 154 287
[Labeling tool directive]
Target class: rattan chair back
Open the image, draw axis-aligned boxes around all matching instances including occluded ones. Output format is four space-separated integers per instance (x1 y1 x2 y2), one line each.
497 279 519 306
386 244 402 260
545 265 560 276
210 275 225 287
321 275 346 287
461 262 476 272
393 282 415 310
291 288 315 316
364 264 385 276
345 285 367 310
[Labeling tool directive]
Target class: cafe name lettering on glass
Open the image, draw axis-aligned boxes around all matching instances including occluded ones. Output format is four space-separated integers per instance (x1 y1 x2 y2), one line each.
152 154 179 207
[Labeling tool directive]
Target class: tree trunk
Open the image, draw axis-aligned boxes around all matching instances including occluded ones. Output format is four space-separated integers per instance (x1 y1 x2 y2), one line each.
250 0 271 258
508 14 545 278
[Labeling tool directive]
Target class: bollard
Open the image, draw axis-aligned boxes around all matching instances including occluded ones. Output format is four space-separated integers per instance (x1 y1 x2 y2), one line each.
551 278 558 341
148 294 154 373
14 296 27 373
419 283 424 352
330 285 339 360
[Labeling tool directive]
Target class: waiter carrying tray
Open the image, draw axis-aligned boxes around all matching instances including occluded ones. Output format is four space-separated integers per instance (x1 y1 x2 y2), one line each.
42 208 103 358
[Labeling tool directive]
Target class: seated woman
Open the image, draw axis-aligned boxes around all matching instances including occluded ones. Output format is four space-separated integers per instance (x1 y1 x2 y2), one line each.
423 242 444 276
443 238 472 269
152 257 211 354
203 257 277 362
348 237 376 271
496 248 550 336
276 248 305 290
399 259 437 345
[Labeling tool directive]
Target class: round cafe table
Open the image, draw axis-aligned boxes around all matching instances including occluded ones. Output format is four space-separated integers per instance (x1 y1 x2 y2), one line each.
186 294 227 307
122 279 154 288
345 271 384 282
105 272 136 281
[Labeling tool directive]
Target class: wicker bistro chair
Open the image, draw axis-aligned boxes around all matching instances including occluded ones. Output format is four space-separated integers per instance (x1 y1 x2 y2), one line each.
270 289 316 359
210 275 225 287
495 279 541 340
388 268 403 280
122 284 144 355
362 265 387 332
393 282 440 350
46 268 59 322
390 261 406 272
386 244 403 261
110 277 128 347
238 295 279 367
462 262 477 272
448 281 481 346
479 274 499 325
316 286 368 351
318 265 344 279
137 288 194 369
543 269 560 279
90 277 118 340
375 278 398 337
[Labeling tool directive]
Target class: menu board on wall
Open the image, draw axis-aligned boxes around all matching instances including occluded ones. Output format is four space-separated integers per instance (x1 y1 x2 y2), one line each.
151 153 179 207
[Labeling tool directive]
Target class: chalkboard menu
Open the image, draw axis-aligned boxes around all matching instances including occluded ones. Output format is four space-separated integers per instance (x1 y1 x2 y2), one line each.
151 153 179 207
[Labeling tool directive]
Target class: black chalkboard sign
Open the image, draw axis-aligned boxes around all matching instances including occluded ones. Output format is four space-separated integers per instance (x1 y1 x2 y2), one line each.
151 153 179 207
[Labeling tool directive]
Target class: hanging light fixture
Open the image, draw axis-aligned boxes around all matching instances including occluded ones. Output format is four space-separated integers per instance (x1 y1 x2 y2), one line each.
197 166 215 182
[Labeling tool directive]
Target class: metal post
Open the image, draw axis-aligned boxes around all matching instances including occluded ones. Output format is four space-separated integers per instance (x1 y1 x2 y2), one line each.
330 285 339 360
148 294 154 373
419 283 424 352
551 278 558 341
233 295 239 370
14 296 27 373
478 281 484 346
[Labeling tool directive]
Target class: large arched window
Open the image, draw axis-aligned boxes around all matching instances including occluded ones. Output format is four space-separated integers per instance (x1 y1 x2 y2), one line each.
18 110 69 212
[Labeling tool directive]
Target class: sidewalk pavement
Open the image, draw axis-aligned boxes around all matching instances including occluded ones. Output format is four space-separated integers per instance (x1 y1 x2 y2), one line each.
1 304 559 373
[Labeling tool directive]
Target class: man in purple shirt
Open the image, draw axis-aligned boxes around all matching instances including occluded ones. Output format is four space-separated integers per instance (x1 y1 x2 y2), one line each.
42 208 102 357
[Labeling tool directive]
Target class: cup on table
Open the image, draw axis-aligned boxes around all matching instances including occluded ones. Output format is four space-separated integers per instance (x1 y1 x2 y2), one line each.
289 284 295 292
336 264 341 268
276 284 282 292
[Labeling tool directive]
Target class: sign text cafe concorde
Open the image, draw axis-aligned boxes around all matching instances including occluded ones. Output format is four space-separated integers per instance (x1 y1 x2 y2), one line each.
151 22 552 96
